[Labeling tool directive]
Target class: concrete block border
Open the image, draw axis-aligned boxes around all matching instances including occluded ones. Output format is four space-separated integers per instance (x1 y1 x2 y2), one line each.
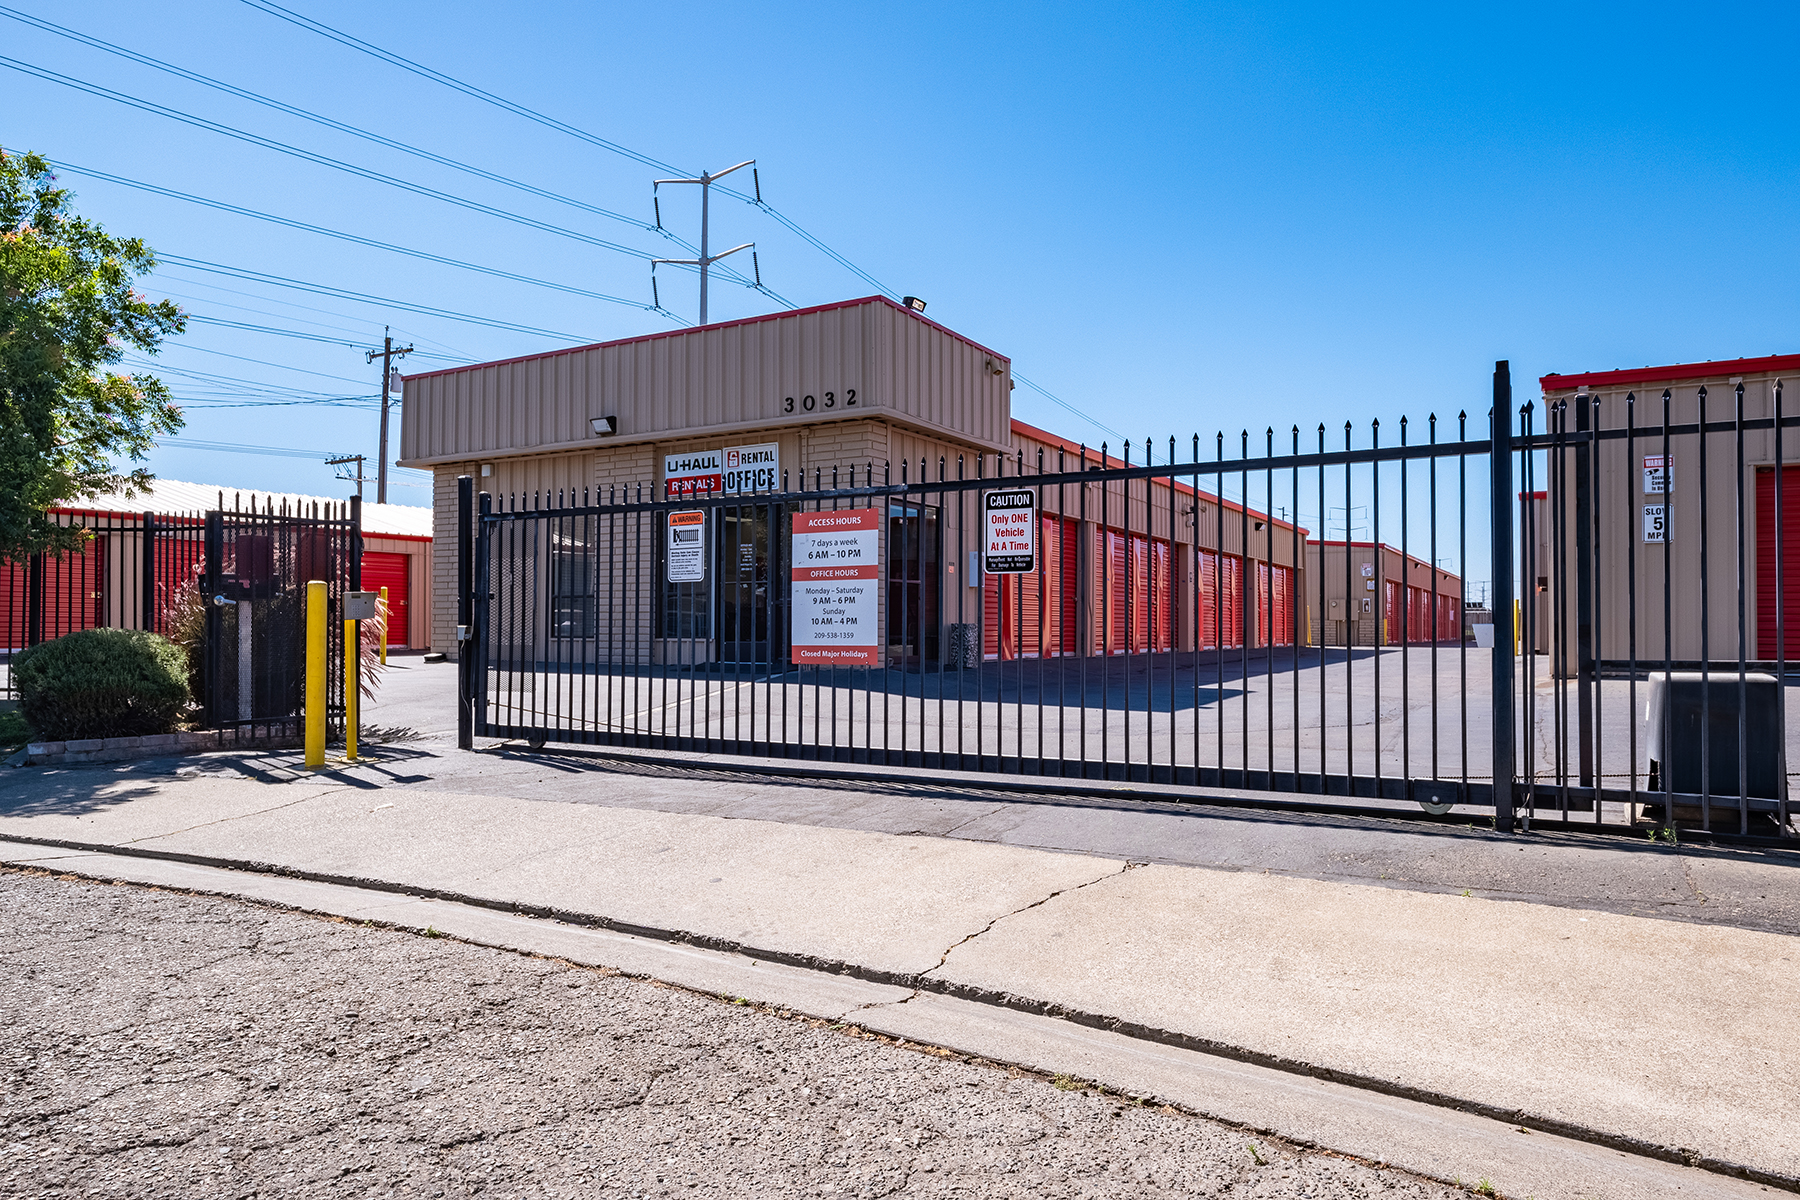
13 727 301 767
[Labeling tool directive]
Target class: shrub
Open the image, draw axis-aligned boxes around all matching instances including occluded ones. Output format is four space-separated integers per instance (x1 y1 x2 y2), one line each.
13 628 190 740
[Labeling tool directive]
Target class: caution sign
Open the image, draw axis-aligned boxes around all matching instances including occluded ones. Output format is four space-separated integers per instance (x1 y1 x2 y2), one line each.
1643 453 1672 494
667 510 705 582
791 509 880 666
983 488 1036 574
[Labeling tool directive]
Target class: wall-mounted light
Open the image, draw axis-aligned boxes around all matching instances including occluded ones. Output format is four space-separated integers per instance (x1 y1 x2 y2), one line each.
901 296 927 313
480 463 493 477
590 415 618 437
1254 520 1266 531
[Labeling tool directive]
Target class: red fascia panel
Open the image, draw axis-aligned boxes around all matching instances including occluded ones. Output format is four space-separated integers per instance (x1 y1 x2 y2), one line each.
1008 418 1311 538
361 532 434 544
1540 354 1800 394
404 295 1010 384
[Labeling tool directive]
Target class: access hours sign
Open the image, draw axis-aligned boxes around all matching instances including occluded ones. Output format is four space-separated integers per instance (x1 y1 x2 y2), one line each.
790 509 881 666
983 489 1036 573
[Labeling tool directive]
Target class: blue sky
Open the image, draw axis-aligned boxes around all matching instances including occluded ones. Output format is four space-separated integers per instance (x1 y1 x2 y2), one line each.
6 0 1797 557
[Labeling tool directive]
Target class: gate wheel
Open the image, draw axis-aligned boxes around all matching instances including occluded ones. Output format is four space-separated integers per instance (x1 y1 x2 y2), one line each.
527 734 547 751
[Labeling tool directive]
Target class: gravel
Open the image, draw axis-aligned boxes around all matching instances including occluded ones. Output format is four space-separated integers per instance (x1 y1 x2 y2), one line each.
0 868 1466 1198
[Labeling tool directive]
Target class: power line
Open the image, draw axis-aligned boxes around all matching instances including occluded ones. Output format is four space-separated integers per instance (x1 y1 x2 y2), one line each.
53 160 680 320
1012 373 1128 444
230 2 1133 446
158 436 432 478
233 0 847 303
239 0 684 174
161 254 591 341
186 314 377 347
0 7 689 248
126 346 368 387
2 56 661 261
160 436 355 459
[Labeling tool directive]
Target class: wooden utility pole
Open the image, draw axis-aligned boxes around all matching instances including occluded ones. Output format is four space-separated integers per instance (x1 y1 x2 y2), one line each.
327 454 367 500
366 327 413 504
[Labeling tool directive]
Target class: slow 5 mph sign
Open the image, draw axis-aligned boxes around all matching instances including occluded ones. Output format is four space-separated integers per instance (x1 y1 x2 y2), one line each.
983 489 1036 574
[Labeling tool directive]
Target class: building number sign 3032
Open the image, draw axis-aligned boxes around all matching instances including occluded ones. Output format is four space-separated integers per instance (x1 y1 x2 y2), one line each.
782 389 857 414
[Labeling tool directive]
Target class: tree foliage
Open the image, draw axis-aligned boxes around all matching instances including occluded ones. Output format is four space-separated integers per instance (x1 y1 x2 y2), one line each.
0 148 184 562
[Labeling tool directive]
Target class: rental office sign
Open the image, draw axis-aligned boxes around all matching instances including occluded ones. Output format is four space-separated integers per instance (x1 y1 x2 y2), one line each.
664 442 781 498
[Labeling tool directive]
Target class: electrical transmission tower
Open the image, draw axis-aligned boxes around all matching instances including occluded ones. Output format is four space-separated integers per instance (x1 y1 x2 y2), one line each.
650 159 759 326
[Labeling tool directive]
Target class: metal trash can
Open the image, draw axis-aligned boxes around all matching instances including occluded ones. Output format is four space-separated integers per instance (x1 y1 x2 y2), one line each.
946 623 979 670
1645 672 1783 801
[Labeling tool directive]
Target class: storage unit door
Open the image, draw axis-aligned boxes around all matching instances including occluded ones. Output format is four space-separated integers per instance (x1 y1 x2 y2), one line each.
1057 519 1079 655
7 539 107 645
362 551 412 647
1271 564 1293 646
1757 466 1800 659
1199 551 1219 650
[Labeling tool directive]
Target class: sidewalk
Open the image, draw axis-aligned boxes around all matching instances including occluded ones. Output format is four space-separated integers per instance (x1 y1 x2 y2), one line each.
1 734 1796 1196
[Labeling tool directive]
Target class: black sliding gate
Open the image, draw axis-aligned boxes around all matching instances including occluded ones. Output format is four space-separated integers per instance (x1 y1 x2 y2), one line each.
461 363 1795 838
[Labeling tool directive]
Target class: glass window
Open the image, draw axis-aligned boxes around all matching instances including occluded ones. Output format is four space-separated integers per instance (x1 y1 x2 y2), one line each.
550 526 595 639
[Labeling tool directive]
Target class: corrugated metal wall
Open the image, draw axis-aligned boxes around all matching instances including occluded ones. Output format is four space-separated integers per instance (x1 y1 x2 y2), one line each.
401 298 1011 469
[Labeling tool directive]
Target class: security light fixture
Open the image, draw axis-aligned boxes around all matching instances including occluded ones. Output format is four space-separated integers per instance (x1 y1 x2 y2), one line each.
902 296 927 313
590 415 618 437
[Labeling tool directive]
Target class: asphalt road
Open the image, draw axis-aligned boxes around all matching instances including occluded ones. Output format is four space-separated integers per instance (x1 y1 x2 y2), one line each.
0 870 1471 1200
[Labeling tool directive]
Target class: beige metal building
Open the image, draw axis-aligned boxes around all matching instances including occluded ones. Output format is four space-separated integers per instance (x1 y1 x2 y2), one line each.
399 296 1307 666
1538 353 1800 668
1305 541 1462 647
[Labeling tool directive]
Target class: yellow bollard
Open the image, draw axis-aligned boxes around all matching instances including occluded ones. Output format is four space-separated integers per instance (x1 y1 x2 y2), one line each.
378 586 389 665
304 580 326 768
345 616 359 761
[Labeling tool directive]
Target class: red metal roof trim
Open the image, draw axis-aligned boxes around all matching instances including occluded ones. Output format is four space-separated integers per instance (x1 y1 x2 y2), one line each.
404 295 1010 384
1009 418 1311 537
1540 354 1800 393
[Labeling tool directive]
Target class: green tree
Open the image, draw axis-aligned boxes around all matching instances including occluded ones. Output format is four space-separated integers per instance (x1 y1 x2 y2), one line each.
1 148 184 562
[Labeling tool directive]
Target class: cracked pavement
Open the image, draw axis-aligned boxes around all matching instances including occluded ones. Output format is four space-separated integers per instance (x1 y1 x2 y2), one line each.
0 870 1463 1199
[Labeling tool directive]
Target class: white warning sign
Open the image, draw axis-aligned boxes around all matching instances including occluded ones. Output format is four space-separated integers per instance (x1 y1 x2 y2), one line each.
667 510 705 582
982 488 1036 574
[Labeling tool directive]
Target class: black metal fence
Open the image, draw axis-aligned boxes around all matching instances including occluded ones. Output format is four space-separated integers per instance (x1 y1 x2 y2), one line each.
458 363 1795 839
2 494 359 737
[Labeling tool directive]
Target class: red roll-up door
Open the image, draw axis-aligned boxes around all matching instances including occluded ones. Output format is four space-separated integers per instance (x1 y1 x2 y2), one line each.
362 551 412 648
0 540 106 647
1198 551 1218 650
1757 466 1800 659
1270 564 1293 646
1057 518 1078 655
1150 539 1172 652
1097 528 1128 654
1383 580 1400 646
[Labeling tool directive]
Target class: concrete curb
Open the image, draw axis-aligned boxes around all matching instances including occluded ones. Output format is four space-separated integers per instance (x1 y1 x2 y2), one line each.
16 729 302 767
1 828 1792 1195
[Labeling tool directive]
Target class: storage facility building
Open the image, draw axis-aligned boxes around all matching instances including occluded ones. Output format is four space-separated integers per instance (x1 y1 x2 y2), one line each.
1538 354 1800 667
399 296 1310 669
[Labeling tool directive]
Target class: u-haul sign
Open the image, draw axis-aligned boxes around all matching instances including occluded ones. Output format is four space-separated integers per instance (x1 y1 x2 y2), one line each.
665 442 781 497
